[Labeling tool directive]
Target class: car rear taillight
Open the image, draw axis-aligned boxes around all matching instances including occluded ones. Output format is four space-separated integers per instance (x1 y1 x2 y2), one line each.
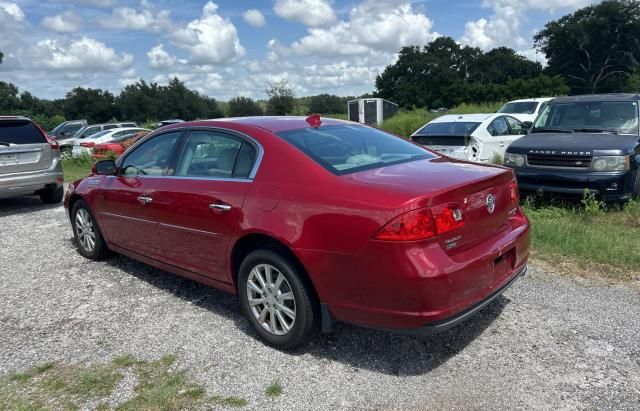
375 205 464 241
80 142 96 148
45 135 59 150
509 179 519 205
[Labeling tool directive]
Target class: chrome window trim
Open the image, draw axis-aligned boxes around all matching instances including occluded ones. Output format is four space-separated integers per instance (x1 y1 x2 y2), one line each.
117 125 264 181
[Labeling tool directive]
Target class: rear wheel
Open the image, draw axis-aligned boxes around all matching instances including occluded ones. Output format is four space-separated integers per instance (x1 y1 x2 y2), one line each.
71 200 108 260
39 186 63 204
238 250 317 349
633 170 640 200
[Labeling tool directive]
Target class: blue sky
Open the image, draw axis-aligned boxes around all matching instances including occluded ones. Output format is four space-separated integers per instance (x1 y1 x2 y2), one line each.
0 0 593 100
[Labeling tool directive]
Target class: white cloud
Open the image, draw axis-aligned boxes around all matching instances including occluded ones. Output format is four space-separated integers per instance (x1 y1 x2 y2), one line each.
289 0 436 56
99 6 172 33
243 9 265 27
30 37 134 72
147 44 176 69
0 1 24 21
273 0 336 27
460 0 594 51
171 1 244 64
41 11 83 33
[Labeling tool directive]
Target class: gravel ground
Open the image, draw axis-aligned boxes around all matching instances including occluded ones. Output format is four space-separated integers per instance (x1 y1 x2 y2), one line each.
1 196 639 410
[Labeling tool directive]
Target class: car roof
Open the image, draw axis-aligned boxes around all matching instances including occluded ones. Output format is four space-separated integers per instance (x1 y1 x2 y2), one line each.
505 97 554 103
429 114 493 123
0 116 30 121
550 93 640 103
173 116 352 133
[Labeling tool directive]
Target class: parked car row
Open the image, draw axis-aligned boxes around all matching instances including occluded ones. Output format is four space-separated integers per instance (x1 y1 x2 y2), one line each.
411 94 640 201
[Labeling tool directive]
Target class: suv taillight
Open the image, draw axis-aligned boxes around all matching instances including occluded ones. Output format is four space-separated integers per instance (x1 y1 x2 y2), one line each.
45 135 59 150
375 205 464 241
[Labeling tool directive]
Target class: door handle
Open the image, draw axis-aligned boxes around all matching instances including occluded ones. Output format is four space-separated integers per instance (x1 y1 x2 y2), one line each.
137 195 153 205
209 203 232 212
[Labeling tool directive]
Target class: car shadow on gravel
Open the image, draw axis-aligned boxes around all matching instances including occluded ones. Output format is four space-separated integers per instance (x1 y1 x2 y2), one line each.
101 252 508 377
0 196 62 217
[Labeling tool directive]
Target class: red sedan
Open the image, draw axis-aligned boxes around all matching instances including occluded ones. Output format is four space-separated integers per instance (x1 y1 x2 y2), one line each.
91 131 149 160
64 116 530 348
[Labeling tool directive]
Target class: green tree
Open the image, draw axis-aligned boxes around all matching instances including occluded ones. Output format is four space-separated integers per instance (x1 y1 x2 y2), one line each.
64 87 116 123
535 0 640 94
228 96 263 117
265 80 295 115
0 82 20 112
308 94 348 114
0 50 3 65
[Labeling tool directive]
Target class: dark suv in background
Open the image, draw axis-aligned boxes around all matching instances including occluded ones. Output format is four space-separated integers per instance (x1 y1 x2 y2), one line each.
504 94 640 202
0 116 64 203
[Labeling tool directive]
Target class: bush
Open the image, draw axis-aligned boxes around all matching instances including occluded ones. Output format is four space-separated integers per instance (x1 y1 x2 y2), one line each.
228 96 263 117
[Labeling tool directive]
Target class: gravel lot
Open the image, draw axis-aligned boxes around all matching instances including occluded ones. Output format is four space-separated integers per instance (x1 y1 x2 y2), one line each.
1 196 639 410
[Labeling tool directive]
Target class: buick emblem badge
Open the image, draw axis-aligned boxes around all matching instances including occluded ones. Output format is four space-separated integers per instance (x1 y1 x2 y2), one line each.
486 194 496 214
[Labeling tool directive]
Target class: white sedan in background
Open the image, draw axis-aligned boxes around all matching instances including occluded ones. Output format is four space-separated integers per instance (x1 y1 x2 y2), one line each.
496 97 554 124
410 113 527 163
72 127 149 158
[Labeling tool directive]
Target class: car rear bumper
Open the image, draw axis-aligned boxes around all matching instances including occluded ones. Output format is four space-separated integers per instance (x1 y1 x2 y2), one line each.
0 160 63 199
298 208 531 331
513 167 635 201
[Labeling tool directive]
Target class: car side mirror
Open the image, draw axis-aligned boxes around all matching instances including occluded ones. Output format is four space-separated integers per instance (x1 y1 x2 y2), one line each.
93 160 117 175
522 121 533 129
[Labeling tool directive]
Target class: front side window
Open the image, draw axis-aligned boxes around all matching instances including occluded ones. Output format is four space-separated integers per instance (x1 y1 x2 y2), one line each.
276 124 434 175
505 116 525 134
121 132 180 176
81 126 101 139
175 130 255 178
62 122 83 134
533 101 639 134
488 117 510 136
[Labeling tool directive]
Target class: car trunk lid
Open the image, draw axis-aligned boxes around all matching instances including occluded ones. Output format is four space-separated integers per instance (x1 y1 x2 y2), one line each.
344 157 516 252
411 134 470 160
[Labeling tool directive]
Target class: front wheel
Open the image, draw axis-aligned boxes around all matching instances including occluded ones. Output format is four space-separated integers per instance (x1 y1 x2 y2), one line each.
633 170 640 200
238 250 318 349
71 200 109 260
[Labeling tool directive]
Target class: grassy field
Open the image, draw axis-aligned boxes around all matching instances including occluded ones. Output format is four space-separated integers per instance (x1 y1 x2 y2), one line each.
62 158 93 182
523 196 640 280
0 355 248 410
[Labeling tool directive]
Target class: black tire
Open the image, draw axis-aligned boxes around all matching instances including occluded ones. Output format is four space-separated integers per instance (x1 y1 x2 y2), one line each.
39 186 64 204
633 170 640 200
71 200 109 260
238 249 318 349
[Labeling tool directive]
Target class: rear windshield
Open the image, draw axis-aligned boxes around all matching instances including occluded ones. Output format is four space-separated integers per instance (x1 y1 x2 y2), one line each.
0 120 46 145
414 122 481 136
533 101 639 134
498 102 538 114
276 124 434 175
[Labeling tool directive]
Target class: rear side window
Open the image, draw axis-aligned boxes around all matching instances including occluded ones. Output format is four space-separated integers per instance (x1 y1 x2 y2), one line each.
175 130 256 179
0 120 46 144
277 124 433 175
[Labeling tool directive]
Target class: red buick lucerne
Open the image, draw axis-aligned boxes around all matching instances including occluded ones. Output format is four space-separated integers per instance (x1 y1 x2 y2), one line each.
64 116 530 348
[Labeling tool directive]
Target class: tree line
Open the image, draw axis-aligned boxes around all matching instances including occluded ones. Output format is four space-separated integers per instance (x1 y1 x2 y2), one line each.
1 0 639 126
377 0 640 108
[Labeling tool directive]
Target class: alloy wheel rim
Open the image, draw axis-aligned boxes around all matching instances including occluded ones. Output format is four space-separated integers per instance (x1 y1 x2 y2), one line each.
75 208 96 252
246 263 296 336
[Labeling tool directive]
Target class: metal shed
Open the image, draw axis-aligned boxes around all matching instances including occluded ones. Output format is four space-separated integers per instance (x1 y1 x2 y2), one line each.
347 98 398 126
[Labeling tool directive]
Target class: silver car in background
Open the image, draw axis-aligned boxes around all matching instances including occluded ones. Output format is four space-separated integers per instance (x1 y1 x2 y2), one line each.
0 116 64 203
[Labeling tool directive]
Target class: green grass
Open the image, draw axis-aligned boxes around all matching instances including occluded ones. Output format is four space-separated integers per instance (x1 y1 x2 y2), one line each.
62 158 93 182
265 380 283 398
523 196 640 280
0 355 248 410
